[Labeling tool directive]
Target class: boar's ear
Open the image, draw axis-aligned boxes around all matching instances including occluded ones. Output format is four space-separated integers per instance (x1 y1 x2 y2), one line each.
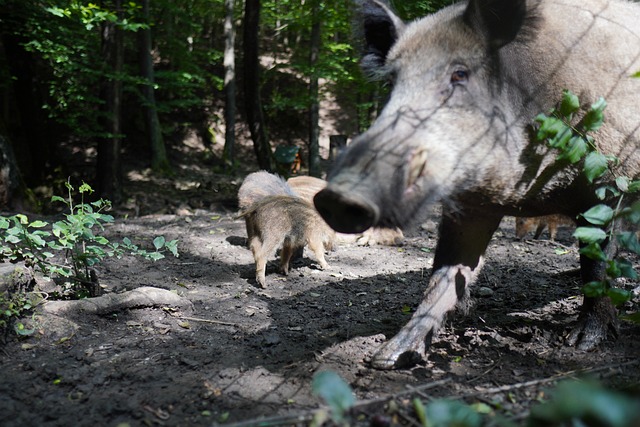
359 0 405 77
463 0 527 49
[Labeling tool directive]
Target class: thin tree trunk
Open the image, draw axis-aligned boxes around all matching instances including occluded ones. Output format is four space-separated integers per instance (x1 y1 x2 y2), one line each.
223 0 236 169
139 0 170 173
243 0 272 171
0 132 27 210
97 0 123 203
308 0 321 177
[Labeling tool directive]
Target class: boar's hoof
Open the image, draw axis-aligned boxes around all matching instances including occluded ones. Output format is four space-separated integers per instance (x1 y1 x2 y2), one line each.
370 350 424 370
314 188 378 234
369 339 427 370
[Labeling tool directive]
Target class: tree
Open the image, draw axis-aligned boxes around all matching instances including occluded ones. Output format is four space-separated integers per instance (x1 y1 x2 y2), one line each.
307 0 321 177
97 0 124 203
222 0 236 169
139 0 170 173
243 0 272 171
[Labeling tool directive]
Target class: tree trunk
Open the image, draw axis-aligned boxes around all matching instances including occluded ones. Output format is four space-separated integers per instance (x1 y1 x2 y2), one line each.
139 0 170 173
0 132 27 210
97 0 123 203
307 0 321 177
243 0 272 171
222 0 236 169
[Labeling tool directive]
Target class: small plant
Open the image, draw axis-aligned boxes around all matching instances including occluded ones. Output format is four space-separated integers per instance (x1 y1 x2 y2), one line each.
0 180 179 299
534 90 640 311
311 370 356 425
528 380 640 427
0 291 38 336
311 371 639 426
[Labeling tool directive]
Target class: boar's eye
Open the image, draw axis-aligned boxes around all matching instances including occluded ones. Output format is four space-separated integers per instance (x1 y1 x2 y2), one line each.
450 69 469 85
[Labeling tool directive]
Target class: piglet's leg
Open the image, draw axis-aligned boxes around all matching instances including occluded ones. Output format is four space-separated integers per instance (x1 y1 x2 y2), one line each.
370 211 502 370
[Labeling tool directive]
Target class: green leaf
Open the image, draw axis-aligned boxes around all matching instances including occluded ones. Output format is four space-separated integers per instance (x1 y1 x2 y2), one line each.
573 227 607 244
549 127 572 150
559 90 580 118
625 201 640 224
413 399 427 426
605 260 622 279
153 236 165 250
426 399 482 427
559 136 587 163
536 116 566 142
14 322 35 336
530 380 639 426
621 312 640 323
165 240 179 257
30 220 49 228
579 242 607 261
617 231 640 254
29 235 47 247
582 281 607 297
607 287 631 306
627 180 640 193
51 195 66 204
615 176 629 193
311 371 355 422
580 204 614 225
582 97 607 132
148 252 165 261
583 151 608 183
94 236 109 245
79 182 94 194
616 258 638 279
594 185 619 200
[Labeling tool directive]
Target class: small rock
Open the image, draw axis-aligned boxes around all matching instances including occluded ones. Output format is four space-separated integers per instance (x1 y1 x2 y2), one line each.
477 286 494 297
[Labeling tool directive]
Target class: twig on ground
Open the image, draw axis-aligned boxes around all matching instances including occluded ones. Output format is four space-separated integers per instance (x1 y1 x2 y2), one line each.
174 315 236 327
457 359 639 399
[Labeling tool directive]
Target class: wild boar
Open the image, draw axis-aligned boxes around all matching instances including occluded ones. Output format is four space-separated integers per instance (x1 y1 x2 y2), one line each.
242 195 335 288
314 0 640 369
515 214 575 241
237 171 295 212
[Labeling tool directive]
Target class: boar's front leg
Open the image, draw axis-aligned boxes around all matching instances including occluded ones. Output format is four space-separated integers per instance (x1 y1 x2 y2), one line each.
371 211 502 370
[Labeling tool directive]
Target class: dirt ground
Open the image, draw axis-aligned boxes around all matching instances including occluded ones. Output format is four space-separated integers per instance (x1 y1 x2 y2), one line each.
1 143 639 427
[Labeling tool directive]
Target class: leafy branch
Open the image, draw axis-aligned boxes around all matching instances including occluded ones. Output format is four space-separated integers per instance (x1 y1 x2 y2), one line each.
535 90 640 311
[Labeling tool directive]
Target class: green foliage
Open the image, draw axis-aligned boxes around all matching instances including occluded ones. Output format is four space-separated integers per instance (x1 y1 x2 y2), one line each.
528 380 640 427
312 371 639 426
0 289 39 336
419 399 483 427
4 0 221 145
311 370 356 423
535 90 640 310
0 181 179 299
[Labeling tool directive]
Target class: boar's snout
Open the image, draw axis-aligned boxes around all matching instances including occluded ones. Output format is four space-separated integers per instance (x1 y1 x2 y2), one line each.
314 187 378 234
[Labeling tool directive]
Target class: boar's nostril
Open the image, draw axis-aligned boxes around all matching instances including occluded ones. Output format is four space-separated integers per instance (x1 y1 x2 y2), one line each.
314 188 378 234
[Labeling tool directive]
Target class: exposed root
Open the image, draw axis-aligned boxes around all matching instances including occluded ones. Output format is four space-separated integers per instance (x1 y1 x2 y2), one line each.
41 286 194 316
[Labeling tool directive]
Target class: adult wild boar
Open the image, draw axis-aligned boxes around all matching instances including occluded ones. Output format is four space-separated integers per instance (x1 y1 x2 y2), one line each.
314 0 640 369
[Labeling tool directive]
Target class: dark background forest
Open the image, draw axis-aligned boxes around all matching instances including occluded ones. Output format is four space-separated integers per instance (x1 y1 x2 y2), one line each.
0 0 451 211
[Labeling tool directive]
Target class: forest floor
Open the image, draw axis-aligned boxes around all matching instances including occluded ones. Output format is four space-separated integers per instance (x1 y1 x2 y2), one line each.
1 138 639 427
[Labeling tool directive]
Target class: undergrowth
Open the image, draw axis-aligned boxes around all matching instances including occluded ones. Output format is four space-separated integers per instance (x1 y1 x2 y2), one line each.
0 180 179 335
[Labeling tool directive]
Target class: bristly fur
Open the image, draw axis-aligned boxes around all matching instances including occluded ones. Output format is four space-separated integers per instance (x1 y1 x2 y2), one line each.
356 0 543 81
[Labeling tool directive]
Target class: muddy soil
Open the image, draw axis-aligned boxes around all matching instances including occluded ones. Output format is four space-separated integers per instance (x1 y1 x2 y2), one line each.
1 150 639 427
